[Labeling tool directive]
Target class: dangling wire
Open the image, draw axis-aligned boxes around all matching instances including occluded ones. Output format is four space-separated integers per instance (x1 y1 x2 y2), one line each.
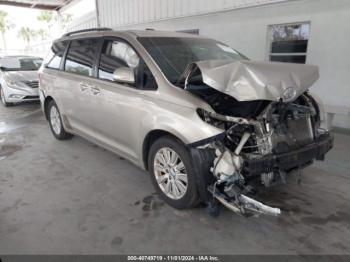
212 181 218 201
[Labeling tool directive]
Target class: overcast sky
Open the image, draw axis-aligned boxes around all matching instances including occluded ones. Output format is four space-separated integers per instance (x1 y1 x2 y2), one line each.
0 0 95 52
1 5 43 50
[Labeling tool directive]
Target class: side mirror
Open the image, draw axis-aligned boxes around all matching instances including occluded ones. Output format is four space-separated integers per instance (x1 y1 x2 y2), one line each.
113 67 135 85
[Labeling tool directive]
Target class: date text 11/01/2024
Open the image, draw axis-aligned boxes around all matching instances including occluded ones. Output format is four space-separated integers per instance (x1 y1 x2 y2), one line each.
127 255 220 261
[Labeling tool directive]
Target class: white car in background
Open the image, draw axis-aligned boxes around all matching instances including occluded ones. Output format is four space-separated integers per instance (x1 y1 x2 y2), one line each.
0 56 43 107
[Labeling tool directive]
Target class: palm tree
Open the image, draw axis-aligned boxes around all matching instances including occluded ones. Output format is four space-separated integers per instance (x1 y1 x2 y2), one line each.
58 14 73 30
36 28 48 41
17 27 37 49
37 11 54 34
37 11 54 24
37 11 73 37
0 10 13 51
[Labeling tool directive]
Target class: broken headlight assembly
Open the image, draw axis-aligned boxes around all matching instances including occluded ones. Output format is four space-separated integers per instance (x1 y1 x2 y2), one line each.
196 107 281 216
194 93 332 218
196 108 223 128
181 59 333 218
197 108 255 127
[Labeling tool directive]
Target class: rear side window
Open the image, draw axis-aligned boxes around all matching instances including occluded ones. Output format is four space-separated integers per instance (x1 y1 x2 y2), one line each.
64 38 99 77
46 41 68 70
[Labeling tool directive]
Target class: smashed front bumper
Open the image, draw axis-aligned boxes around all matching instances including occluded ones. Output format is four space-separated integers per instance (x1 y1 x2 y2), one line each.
189 132 333 217
243 133 334 177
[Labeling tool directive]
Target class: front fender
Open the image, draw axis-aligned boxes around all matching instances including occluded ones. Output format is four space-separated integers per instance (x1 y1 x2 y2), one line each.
137 103 223 166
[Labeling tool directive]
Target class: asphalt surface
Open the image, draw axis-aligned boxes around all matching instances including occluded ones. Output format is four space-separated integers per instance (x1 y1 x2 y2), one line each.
0 102 350 255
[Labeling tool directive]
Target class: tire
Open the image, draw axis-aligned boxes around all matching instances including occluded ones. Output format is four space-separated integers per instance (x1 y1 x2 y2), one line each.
0 87 12 107
47 100 73 140
148 136 199 209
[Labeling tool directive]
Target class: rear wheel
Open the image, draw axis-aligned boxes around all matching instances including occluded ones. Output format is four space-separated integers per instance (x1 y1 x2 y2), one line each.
48 100 73 140
148 136 199 209
0 87 12 107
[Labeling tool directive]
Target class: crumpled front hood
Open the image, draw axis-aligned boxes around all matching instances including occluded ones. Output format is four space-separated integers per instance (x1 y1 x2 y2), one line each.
188 60 319 102
4 70 38 82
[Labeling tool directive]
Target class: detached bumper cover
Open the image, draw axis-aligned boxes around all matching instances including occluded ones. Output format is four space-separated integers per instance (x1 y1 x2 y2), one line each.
243 133 334 177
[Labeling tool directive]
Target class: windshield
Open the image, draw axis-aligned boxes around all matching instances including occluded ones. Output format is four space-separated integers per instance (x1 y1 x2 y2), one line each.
138 37 248 84
0 57 43 71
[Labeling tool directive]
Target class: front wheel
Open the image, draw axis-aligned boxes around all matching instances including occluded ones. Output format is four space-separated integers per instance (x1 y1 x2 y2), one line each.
48 100 73 140
0 87 12 107
148 136 199 209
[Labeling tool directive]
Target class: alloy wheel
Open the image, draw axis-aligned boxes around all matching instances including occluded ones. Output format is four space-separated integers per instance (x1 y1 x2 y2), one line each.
50 105 62 135
153 147 188 200
1 88 6 105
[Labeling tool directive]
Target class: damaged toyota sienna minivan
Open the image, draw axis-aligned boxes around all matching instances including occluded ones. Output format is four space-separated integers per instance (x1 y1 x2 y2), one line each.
39 29 333 217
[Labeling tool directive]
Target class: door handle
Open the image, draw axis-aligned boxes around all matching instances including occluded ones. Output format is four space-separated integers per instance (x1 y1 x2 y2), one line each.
90 86 101 95
79 82 90 92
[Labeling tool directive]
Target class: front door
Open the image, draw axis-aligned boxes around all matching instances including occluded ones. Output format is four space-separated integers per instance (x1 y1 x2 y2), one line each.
86 39 157 161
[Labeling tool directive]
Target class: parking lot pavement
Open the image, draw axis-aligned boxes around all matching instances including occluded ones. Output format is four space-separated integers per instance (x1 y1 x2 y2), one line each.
0 103 349 255
0 102 41 122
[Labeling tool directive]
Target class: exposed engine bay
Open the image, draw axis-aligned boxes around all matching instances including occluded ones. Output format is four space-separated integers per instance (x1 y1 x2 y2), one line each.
183 60 334 217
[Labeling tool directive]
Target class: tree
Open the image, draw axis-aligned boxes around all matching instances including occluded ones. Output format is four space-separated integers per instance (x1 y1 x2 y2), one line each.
58 13 73 30
0 10 14 51
37 11 73 37
37 11 54 24
37 11 54 34
17 27 37 49
36 28 49 41
271 24 307 42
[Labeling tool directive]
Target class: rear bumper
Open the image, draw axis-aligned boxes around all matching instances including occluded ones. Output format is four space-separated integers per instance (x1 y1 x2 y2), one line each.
243 133 334 177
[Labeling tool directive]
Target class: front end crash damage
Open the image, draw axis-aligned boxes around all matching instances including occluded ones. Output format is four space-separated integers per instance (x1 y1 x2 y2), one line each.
186 60 334 217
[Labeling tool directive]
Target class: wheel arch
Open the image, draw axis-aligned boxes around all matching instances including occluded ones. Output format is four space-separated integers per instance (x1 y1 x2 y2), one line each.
142 129 186 171
43 96 54 120
142 128 216 205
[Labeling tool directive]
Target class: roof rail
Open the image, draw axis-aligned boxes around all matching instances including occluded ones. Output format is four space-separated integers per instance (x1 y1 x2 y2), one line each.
63 27 113 37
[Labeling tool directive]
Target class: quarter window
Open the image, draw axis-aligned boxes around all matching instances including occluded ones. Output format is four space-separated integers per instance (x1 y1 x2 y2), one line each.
268 23 310 64
65 38 99 77
46 41 68 70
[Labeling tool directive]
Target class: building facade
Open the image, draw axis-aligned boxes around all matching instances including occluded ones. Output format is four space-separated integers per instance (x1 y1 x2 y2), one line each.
66 0 350 129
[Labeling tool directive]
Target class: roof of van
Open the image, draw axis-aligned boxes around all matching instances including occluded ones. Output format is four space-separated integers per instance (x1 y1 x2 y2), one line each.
58 29 204 41
123 30 202 38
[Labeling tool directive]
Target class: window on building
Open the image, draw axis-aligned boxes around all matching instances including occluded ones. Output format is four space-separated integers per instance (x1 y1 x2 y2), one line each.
46 41 68 70
268 23 310 64
65 38 99 77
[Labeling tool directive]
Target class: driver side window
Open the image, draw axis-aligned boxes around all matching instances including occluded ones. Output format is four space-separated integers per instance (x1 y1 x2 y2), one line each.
98 39 157 90
98 40 140 82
